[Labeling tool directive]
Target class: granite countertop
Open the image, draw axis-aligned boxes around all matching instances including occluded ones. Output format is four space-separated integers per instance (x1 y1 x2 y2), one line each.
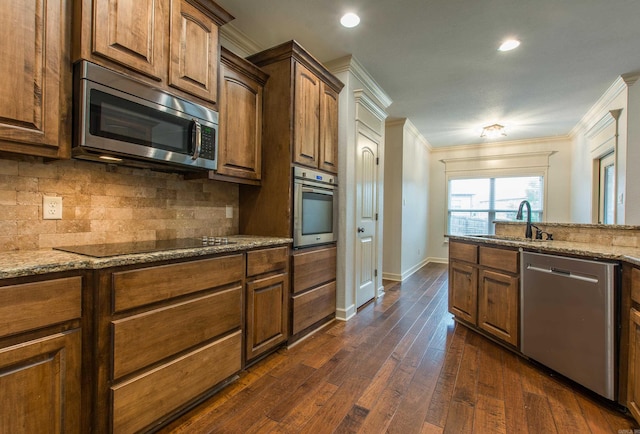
0 235 292 279
447 234 640 267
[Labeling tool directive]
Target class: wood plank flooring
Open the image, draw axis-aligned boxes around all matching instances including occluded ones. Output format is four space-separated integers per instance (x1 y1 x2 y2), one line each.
160 263 637 433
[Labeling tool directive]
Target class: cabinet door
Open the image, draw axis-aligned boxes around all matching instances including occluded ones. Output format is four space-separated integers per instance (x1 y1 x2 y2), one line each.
0 0 70 158
293 63 320 168
448 260 477 324
0 330 81 434
628 308 640 421
217 56 263 180
319 82 339 174
246 273 288 361
169 0 219 103
478 269 519 346
93 0 166 80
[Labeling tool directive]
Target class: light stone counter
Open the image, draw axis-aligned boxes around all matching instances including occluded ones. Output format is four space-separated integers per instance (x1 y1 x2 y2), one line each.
449 221 640 267
447 235 640 267
0 235 292 279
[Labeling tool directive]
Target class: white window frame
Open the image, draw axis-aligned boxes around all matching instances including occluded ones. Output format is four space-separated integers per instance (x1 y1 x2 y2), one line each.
441 152 553 236
446 172 546 235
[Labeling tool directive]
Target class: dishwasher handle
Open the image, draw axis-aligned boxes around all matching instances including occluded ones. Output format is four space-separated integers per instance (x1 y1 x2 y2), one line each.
525 264 599 284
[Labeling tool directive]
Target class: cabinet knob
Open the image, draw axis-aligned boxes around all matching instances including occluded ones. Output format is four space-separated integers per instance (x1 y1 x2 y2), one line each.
357 227 365 233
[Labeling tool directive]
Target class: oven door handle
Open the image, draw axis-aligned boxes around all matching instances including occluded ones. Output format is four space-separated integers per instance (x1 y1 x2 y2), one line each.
191 119 202 160
301 187 334 195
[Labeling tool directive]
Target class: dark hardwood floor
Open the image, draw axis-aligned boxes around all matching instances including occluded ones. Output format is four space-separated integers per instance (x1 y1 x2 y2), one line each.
161 263 637 433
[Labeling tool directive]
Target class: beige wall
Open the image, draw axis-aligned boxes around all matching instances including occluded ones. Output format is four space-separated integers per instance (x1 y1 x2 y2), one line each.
0 156 238 251
383 119 431 281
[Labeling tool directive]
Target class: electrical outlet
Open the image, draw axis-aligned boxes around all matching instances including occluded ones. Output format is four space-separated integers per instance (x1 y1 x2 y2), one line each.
226 205 233 219
43 196 62 220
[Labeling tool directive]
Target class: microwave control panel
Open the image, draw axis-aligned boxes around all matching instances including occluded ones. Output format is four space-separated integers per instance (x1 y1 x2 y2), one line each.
200 126 216 159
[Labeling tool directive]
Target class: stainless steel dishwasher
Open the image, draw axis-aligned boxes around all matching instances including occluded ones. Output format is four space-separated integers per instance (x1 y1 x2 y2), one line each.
520 251 618 400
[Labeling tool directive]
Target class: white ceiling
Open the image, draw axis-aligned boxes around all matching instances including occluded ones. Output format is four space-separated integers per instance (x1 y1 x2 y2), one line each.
214 0 640 148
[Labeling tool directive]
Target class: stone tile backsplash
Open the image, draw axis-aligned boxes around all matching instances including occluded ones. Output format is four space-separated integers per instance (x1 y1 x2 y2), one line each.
0 156 238 251
495 221 640 247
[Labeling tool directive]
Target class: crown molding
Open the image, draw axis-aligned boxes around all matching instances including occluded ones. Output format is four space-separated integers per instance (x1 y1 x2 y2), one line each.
219 23 265 58
570 76 628 137
326 55 393 109
430 135 570 154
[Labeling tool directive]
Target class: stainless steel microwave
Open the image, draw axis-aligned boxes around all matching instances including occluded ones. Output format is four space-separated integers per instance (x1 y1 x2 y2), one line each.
73 61 218 171
293 166 338 248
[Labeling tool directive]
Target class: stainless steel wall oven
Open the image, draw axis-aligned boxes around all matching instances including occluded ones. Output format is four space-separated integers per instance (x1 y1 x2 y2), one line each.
293 166 337 248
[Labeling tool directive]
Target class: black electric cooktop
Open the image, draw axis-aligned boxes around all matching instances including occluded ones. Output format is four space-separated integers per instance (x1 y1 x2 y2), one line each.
54 238 235 258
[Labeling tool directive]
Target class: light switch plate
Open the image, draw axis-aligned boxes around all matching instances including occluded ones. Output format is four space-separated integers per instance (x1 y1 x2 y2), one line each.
226 205 233 219
43 196 62 220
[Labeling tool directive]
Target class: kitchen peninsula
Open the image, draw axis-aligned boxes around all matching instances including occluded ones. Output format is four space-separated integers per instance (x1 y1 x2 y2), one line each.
448 221 640 424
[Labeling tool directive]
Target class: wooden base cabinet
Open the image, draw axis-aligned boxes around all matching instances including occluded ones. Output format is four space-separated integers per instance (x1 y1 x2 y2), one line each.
245 246 289 363
0 275 83 433
92 254 244 433
626 265 640 422
291 245 337 340
448 240 519 347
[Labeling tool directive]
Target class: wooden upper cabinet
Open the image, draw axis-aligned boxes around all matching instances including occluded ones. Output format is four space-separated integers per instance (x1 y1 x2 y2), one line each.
169 0 219 102
247 41 344 175
319 83 339 173
216 48 268 182
75 0 233 106
293 62 321 168
93 0 166 80
0 0 72 158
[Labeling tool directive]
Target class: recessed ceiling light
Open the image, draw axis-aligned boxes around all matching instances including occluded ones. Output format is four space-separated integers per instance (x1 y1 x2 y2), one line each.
340 12 360 28
498 39 521 52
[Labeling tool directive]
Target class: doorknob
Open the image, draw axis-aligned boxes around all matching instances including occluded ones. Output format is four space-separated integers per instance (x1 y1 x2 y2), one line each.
357 227 365 233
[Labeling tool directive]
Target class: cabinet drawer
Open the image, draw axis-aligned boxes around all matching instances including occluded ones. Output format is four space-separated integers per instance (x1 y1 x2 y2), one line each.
479 246 519 274
112 330 241 434
449 241 478 264
292 281 336 334
112 286 242 379
0 277 81 337
292 246 336 294
113 254 244 312
247 246 289 277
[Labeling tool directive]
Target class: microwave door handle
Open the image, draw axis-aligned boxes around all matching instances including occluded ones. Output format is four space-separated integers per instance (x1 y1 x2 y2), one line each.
191 119 202 160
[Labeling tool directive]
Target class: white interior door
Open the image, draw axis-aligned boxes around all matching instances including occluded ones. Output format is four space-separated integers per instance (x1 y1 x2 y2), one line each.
355 131 378 308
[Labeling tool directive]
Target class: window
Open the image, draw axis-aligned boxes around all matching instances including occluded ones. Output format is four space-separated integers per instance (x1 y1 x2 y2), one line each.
447 176 544 235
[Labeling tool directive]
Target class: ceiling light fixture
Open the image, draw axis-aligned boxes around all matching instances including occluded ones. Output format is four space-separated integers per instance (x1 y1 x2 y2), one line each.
498 39 520 52
480 123 507 139
340 12 360 28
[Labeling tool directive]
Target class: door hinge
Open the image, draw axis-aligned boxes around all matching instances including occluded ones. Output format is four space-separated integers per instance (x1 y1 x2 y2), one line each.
374 269 378 277
376 157 379 165
375 213 378 221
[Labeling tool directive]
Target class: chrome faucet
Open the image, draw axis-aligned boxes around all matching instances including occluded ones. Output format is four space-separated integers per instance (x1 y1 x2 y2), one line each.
516 200 533 239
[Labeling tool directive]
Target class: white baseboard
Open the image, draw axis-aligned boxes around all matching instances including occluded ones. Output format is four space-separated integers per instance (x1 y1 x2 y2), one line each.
336 304 356 321
382 257 449 282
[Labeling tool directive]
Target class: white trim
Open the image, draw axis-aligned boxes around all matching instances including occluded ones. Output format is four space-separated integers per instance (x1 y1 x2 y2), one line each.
336 304 356 321
326 55 393 109
219 24 265 57
430 135 568 154
441 151 555 173
382 272 403 281
427 257 449 264
570 76 628 137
